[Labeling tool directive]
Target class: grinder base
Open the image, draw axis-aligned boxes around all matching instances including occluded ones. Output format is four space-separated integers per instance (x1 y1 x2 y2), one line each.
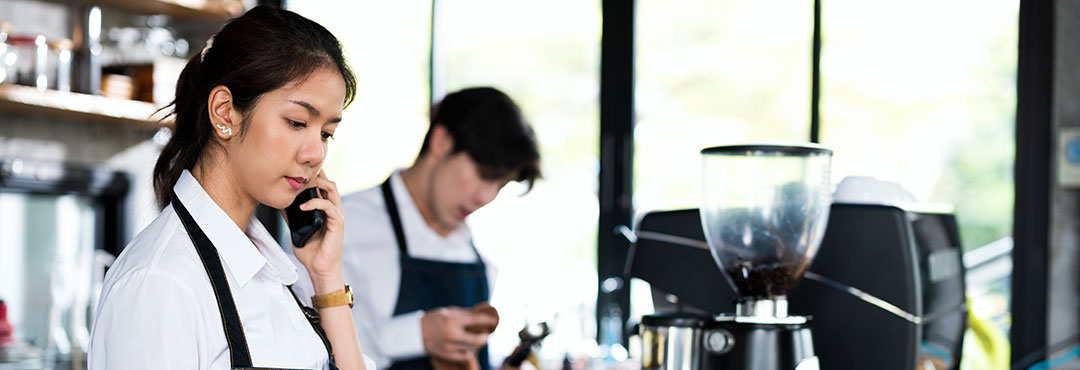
701 318 819 370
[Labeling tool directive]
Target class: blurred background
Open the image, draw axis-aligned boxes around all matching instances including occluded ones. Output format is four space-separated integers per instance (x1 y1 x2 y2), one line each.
1 0 1076 369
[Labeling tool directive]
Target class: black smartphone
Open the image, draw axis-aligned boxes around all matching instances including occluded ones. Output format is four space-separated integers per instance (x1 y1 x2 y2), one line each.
285 188 326 247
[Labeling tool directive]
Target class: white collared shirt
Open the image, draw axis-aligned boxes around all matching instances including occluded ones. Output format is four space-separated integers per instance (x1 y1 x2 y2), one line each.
290 171 497 370
89 170 376 370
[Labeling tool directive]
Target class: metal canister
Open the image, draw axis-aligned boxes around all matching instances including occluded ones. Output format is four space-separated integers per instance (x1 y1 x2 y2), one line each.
640 312 709 370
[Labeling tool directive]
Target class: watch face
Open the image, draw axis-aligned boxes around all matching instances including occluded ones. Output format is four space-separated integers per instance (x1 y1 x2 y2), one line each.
345 285 354 308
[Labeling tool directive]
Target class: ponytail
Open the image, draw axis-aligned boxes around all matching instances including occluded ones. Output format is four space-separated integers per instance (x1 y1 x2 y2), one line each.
152 55 213 209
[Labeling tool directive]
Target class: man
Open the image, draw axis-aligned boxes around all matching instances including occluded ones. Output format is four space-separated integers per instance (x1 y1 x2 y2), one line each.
294 87 541 370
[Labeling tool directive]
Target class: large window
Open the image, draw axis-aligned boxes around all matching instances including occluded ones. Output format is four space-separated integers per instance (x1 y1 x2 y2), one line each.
820 0 1017 254
439 1 601 365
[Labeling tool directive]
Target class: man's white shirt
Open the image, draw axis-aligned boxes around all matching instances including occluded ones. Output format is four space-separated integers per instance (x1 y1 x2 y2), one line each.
290 170 497 370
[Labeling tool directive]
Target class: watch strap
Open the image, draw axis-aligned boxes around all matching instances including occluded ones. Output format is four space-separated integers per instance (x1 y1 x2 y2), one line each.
311 285 353 309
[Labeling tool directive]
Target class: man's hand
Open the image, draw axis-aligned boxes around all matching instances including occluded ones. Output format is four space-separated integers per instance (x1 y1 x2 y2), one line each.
421 307 498 362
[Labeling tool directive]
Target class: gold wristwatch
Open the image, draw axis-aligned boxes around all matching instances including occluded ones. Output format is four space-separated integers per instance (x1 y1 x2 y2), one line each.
311 285 354 309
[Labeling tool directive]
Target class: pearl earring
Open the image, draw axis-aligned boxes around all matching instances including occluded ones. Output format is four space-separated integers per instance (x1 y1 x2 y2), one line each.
216 124 232 136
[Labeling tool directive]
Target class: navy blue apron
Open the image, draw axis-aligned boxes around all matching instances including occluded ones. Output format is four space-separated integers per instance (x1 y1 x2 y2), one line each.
172 193 338 370
381 178 492 370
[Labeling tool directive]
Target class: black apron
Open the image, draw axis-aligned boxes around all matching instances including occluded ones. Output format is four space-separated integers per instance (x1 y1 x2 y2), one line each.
381 178 492 370
172 194 338 370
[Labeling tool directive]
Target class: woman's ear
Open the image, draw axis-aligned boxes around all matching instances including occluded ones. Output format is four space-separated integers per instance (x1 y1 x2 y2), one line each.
207 86 239 140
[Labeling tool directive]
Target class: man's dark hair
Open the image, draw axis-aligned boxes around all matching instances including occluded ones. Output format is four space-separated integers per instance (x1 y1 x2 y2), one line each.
420 87 541 190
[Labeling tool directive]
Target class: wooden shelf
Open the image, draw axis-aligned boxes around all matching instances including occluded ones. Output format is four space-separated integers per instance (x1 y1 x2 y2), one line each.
0 84 171 128
91 0 243 20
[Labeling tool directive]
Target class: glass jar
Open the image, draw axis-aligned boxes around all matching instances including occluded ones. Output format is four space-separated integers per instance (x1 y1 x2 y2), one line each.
48 38 73 92
8 34 48 91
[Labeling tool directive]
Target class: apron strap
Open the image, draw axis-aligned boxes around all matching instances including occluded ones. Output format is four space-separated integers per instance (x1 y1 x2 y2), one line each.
468 241 484 264
287 286 339 370
383 176 487 265
381 176 410 256
171 193 254 368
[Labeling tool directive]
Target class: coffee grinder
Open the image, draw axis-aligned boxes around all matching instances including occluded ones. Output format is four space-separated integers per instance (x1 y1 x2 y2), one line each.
695 144 829 370
696 144 831 370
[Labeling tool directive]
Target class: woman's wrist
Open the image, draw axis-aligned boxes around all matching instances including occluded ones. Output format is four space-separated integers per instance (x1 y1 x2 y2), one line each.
308 270 346 295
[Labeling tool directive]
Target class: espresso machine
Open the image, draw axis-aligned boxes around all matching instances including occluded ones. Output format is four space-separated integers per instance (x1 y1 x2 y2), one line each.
639 144 833 370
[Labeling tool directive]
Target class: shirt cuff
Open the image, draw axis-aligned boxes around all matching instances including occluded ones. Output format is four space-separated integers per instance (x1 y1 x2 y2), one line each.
376 310 427 361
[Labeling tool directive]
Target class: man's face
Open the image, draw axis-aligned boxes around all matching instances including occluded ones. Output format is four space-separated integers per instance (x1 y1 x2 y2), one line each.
426 152 511 232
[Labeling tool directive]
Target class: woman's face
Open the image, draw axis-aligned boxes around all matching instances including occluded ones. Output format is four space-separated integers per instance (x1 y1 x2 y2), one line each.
228 67 346 209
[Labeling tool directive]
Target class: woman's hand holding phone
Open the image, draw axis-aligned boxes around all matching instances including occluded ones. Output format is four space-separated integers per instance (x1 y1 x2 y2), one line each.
287 169 347 294
284 170 368 370
286 188 326 248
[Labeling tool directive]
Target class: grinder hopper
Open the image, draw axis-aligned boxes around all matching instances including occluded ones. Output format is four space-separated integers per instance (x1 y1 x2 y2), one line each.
700 145 833 309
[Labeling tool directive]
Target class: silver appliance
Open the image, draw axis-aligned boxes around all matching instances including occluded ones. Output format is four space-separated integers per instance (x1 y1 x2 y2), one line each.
0 159 128 370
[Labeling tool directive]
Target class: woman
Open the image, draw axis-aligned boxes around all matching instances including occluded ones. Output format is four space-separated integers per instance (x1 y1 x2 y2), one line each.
88 6 372 370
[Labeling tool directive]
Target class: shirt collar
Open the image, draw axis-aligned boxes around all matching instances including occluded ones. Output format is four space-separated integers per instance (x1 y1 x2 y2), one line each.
174 170 296 287
390 170 472 244
246 214 300 285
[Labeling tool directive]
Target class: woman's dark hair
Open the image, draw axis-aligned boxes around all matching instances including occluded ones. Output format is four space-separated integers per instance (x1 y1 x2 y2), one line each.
420 87 542 191
153 5 356 208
